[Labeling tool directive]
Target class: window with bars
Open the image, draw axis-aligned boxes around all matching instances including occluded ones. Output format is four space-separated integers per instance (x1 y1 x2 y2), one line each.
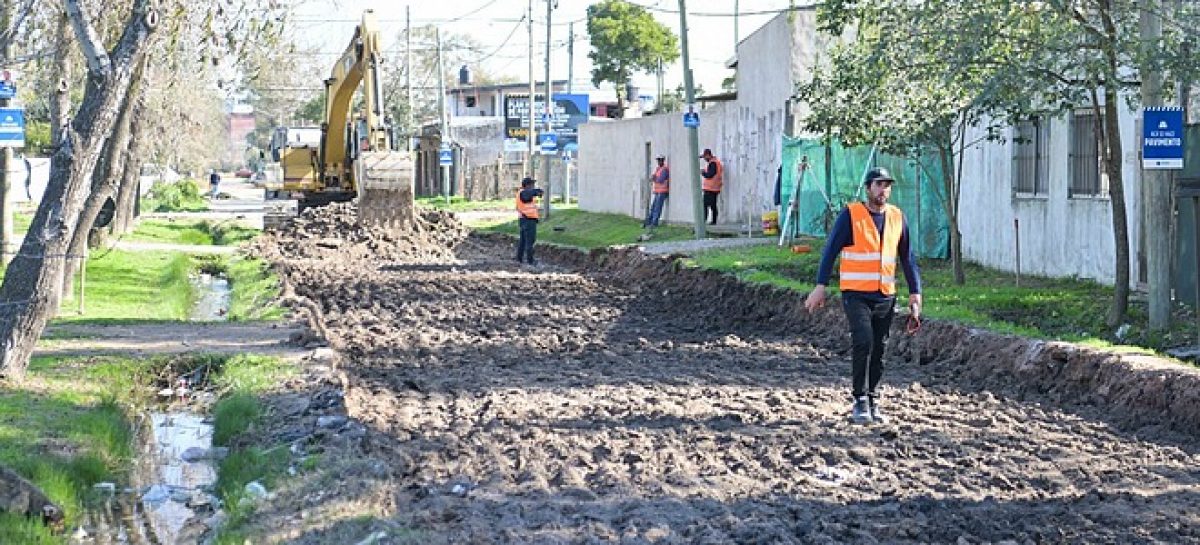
1011 117 1048 195
1069 110 1107 197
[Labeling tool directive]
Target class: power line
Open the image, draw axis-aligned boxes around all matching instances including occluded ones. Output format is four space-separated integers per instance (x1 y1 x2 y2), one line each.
445 0 504 23
627 1 817 16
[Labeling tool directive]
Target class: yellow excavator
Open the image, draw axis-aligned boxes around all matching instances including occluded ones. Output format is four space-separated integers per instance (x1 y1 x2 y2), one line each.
264 10 414 230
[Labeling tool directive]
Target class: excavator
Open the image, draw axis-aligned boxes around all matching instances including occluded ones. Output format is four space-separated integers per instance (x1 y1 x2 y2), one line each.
264 10 414 230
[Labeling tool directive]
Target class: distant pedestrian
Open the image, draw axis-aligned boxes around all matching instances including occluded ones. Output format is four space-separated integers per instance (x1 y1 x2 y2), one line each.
644 154 669 228
515 176 543 265
700 148 723 225
208 169 220 198
21 153 31 201
804 167 922 425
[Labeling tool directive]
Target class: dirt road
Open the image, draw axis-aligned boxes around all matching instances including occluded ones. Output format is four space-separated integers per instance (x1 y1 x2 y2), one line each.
256 205 1200 544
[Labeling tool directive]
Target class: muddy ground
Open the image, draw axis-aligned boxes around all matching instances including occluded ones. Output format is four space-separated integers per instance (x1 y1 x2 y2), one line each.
247 203 1200 544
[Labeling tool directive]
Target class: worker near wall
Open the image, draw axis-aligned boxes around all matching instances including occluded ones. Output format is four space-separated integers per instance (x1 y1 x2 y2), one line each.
803 167 922 425
515 176 544 266
700 148 723 225
644 154 669 228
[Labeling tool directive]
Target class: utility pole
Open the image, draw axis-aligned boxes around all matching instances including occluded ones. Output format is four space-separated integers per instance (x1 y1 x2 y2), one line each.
0 3 13 266
436 27 450 204
541 0 553 218
734 0 740 48
567 22 574 94
526 0 535 178
405 5 413 152
678 0 705 238
1141 0 1170 329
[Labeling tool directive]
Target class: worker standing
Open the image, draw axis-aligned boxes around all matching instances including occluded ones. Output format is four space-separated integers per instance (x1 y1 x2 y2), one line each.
208 169 220 199
643 154 669 228
700 148 723 225
515 177 544 266
803 167 922 425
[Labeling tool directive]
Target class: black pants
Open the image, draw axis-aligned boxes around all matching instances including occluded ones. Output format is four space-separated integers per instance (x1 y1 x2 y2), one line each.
703 191 719 224
516 217 538 263
841 291 896 402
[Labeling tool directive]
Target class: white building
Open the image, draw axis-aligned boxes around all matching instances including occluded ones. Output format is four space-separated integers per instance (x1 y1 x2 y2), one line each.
577 10 827 229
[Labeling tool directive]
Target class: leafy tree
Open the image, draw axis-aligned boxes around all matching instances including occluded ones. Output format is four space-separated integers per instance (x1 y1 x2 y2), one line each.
587 0 679 116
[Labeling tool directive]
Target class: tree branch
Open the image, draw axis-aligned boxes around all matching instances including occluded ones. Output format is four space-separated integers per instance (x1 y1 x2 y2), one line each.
64 0 110 76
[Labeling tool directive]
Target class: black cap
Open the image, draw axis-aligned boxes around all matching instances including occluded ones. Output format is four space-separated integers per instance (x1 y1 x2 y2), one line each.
864 167 894 185
521 177 535 187
700 148 713 158
655 154 666 160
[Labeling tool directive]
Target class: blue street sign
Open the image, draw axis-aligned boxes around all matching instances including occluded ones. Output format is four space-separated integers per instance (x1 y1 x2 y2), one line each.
1143 106 1184 169
0 81 15 100
0 107 24 148
538 132 558 154
683 111 700 128
438 147 452 167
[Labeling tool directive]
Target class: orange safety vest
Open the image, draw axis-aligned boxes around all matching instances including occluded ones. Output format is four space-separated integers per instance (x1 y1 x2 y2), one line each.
652 165 669 194
515 189 539 219
839 202 903 295
702 158 723 193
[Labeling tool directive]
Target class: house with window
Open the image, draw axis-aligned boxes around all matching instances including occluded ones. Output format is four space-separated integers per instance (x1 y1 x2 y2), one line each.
957 103 1143 287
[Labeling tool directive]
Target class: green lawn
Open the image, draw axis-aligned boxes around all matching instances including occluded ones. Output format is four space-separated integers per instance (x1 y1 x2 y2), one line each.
688 243 1196 350
416 195 512 213
14 210 31 234
481 207 694 249
127 218 259 246
56 250 196 323
0 355 144 543
225 257 285 322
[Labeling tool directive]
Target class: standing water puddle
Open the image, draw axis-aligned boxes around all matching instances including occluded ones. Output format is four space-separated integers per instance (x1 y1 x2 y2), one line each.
72 273 232 544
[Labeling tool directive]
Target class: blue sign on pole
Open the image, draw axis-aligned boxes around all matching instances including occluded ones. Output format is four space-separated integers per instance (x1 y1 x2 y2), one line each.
1143 106 1184 169
683 112 700 128
538 132 558 154
0 81 15 100
0 107 25 148
438 147 453 167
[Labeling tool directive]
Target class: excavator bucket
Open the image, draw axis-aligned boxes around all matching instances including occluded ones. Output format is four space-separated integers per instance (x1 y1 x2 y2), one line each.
356 151 416 230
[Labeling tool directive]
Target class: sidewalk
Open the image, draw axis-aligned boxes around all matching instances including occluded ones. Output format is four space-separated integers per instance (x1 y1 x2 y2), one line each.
637 235 772 256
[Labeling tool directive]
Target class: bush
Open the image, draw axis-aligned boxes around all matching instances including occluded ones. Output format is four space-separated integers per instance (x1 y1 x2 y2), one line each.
143 180 206 212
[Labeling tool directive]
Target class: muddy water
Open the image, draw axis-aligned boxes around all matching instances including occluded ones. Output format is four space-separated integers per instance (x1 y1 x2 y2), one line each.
190 273 231 322
72 277 228 544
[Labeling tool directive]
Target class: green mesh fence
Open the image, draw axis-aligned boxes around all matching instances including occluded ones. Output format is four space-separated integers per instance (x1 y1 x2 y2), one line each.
778 136 949 259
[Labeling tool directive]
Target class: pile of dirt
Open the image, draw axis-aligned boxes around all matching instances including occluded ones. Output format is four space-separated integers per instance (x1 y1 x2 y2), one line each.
253 202 470 263
246 226 1200 544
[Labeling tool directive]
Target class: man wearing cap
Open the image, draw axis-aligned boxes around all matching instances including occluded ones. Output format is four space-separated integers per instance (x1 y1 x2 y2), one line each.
515 176 544 265
644 155 670 228
804 167 922 425
700 149 723 225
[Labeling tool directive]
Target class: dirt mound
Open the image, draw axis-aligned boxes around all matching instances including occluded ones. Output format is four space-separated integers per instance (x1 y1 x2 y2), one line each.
253 202 470 263
248 231 1200 544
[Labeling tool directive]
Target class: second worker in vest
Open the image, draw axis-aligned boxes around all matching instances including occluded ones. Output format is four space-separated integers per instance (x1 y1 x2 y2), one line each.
803 167 922 425
515 177 544 266
644 155 669 228
700 148 723 225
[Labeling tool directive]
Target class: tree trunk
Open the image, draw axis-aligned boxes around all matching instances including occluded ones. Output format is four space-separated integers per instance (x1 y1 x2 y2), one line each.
936 140 965 284
60 57 148 300
1104 91 1130 327
0 0 156 379
111 109 150 235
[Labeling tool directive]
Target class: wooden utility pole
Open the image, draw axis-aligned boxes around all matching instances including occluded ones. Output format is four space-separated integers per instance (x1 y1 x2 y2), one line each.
526 0 535 178
678 0 705 238
405 5 413 152
541 0 553 218
436 27 449 203
1142 0 1171 329
0 2 13 266
567 22 574 93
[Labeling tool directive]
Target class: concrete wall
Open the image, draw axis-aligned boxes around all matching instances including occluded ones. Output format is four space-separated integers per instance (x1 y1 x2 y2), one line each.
958 103 1143 287
578 13 808 228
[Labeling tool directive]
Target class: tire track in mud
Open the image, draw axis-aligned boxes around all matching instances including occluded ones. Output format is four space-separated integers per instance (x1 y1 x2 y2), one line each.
258 206 1200 544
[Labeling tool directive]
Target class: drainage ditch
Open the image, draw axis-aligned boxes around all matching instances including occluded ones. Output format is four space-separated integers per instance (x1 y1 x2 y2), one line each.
70 272 232 544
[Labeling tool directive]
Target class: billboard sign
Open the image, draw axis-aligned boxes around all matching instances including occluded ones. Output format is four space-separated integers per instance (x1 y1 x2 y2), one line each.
0 107 24 148
504 93 590 146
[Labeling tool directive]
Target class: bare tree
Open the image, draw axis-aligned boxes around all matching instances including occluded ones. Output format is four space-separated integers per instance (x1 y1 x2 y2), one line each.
0 0 157 379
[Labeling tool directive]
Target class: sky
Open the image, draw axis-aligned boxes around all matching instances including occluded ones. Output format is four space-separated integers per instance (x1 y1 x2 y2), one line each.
285 0 804 99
